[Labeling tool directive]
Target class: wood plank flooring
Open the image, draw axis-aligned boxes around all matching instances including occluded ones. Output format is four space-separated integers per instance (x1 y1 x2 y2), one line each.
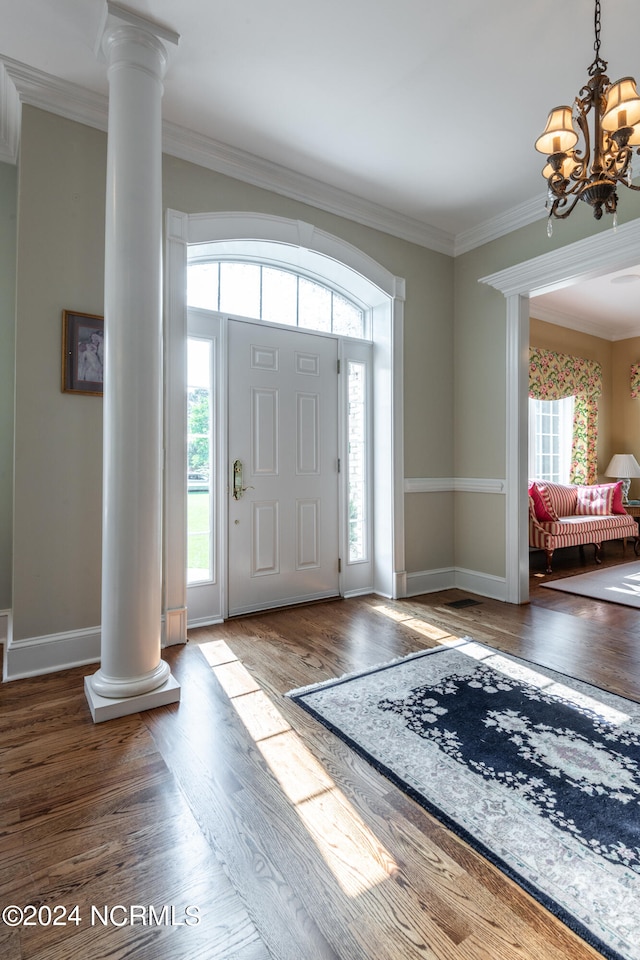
2 549 639 959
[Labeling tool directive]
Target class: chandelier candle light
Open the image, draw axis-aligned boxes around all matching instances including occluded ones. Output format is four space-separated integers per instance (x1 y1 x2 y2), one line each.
535 0 640 234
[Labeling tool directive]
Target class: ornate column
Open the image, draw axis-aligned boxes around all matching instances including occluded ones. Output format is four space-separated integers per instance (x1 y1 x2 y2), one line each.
85 2 180 722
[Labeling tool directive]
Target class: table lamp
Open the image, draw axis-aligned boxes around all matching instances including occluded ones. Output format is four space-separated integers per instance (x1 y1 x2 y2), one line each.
604 453 640 504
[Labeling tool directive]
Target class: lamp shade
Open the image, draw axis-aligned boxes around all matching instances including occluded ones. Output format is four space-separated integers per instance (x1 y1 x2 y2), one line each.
535 106 579 155
604 454 640 478
602 77 640 131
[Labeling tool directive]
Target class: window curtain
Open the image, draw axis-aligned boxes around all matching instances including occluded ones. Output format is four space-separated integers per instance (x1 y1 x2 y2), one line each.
529 347 602 485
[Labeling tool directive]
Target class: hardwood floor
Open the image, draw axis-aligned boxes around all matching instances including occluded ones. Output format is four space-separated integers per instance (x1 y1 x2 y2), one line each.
2 554 639 959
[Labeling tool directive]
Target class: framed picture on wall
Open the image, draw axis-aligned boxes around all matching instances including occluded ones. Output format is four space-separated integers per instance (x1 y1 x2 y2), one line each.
61 310 104 396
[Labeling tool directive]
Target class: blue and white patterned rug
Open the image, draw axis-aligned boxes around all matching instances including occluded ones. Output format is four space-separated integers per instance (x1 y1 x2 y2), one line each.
287 638 640 960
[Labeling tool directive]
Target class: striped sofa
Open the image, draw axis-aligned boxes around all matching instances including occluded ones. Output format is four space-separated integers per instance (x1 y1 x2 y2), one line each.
529 480 639 573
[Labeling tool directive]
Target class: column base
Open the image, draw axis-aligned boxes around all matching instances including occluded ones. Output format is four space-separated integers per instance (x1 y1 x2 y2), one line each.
84 674 180 724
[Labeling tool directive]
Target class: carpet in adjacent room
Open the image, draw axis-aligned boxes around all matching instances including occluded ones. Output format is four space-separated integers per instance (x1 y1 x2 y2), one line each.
541 560 640 608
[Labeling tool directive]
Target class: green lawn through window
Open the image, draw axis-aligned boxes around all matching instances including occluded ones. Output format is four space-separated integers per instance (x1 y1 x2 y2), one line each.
188 491 211 576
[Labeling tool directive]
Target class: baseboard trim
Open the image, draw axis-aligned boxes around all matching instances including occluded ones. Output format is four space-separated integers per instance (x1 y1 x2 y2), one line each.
4 625 101 682
342 587 376 599
164 606 188 646
187 615 224 630
454 567 508 602
3 610 193 681
405 568 456 596
0 609 9 644
2 566 508 681
404 567 508 602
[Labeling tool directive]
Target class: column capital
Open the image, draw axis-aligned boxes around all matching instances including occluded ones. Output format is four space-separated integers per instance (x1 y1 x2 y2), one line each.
95 1 179 74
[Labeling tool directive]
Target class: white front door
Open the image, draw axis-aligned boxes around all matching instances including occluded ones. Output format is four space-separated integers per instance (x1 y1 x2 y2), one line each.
228 320 340 616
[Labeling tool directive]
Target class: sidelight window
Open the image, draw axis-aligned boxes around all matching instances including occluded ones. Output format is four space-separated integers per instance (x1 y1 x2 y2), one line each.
187 338 214 584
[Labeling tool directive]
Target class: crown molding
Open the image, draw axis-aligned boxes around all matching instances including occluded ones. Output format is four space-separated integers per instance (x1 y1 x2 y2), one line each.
454 195 548 256
530 304 612 339
0 61 21 163
161 119 455 255
0 55 456 255
2 56 108 136
0 55 569 258
531 303 640 342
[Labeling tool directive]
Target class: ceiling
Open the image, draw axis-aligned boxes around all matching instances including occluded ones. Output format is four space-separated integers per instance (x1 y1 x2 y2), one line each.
3 0 640 337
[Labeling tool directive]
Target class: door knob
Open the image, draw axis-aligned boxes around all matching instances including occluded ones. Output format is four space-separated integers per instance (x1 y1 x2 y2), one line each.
232 459 254 499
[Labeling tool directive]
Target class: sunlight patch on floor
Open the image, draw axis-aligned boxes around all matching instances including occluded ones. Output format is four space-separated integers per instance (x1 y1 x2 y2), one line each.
371 602 462 645
198 639 399 897
461 641 630 727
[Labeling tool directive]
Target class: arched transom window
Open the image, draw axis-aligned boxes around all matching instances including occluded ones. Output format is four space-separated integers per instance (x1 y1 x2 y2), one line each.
187 260 366 339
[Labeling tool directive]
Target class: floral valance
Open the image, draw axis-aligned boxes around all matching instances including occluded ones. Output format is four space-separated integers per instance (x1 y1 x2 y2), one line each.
529 347 602 402
529 347 602 485
631 363 640 399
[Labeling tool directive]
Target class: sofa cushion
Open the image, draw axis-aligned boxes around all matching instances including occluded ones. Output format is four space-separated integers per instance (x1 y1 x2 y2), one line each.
611 480 626 514
535 481 577 518
576 483 614 516
575 481 626 516
528 481 558 521
538 514 635 536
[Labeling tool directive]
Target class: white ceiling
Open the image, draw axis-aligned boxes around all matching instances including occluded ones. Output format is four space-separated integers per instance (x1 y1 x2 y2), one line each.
532 266 640 341
3 0 640 336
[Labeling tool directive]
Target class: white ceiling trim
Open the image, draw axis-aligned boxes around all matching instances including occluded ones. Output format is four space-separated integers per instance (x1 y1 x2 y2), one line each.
0 54 556 258
530 304 626 341
1 56 458 254
454 195 547 256
0 61 21 164
2 56 108 142
480 218 640 298
162 118 454 255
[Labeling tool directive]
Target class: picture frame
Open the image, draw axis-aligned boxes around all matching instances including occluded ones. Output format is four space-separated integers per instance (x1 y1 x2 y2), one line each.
61 310 104 396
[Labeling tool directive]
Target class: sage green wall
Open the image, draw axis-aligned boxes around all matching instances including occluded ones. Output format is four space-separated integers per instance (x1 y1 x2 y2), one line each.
13 108 105 640
453 198 640 578
11 106 454 642
0 162 17 612
404 494 454 572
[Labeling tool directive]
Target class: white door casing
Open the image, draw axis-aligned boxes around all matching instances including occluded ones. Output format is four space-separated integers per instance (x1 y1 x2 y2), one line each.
480 216 640 604
165 210 406 636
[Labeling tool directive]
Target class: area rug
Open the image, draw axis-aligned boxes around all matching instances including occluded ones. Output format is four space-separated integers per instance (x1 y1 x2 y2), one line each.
541 560 640 608
287 639 640 960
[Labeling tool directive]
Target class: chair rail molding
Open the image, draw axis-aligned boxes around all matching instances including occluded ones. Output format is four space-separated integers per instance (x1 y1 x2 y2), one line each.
404 477 505 494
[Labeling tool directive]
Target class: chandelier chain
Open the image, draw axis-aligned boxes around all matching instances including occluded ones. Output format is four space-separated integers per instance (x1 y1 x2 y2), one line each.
589 0 607 75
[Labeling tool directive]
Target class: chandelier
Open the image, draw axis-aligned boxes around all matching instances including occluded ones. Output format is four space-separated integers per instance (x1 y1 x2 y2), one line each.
535 0 640 234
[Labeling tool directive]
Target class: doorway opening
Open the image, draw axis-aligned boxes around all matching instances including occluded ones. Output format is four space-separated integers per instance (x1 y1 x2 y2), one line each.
480 217 640 605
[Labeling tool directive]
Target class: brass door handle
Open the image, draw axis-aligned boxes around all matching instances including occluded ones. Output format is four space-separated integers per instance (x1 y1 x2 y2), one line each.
232 459 254 499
